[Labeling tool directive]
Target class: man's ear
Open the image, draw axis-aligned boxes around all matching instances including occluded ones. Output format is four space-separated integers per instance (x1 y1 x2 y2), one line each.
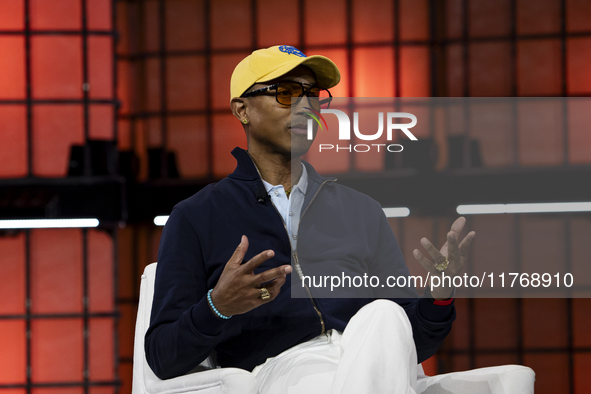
231 98 247 122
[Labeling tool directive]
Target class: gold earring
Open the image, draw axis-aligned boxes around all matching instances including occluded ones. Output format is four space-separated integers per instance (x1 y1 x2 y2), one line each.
241 118 249 125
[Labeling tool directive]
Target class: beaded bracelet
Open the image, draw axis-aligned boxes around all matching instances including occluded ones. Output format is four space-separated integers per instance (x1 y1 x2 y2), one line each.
207 289 232 320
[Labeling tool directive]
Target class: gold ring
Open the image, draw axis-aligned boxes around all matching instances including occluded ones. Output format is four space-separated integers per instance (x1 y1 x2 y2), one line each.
260 287 271 300
434 256 449 272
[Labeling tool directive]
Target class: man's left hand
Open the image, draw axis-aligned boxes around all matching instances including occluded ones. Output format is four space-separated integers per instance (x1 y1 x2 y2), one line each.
412 216 475 300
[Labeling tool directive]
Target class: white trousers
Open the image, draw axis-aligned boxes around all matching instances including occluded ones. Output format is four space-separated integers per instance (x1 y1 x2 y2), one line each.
253 300 418 394
252 300 536 394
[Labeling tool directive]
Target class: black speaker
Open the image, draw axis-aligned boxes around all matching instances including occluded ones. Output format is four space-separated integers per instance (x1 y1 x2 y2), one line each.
385 138 439 172
148 148 180 179
68 140 118 176
448 136 483 169
118 150 140 180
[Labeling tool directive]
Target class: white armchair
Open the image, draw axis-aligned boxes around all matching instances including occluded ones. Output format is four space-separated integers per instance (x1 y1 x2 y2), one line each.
133 263 535 394
132 263 257 394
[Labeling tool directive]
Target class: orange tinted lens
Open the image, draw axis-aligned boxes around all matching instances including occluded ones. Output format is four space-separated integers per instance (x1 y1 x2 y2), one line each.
277 82 302 105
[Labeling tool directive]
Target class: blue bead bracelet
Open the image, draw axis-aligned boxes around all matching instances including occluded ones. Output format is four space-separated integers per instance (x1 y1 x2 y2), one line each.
207 289 232 320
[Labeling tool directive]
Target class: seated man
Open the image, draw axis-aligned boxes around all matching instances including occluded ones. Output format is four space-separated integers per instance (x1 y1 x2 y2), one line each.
145 45 474 394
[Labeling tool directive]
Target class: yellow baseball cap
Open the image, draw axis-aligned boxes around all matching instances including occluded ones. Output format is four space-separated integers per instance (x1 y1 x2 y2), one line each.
230 45 341 100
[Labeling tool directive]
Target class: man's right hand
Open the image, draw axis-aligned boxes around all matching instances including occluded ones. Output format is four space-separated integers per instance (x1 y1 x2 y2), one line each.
210 235 292 317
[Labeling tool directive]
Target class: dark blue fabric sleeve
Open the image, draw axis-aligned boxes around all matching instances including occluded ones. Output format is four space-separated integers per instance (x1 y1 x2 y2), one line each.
144 207 229 380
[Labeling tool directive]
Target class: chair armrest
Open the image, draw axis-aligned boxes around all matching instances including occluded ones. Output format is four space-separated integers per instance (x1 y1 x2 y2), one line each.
144 365 257 394
417 365 535 394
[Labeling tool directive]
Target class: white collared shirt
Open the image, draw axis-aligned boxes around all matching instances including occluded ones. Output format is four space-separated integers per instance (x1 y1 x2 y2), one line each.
262 164 308 251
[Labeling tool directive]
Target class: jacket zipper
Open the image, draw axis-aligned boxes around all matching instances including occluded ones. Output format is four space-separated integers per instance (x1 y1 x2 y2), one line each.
245 151 333 334
271 178 336 335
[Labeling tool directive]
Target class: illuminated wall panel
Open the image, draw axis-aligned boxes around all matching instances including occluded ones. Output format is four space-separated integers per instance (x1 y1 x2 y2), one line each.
118 119 132 150
0 1 24 30
89 319 114 380
353 47 395 97
0 235 26 316
145 118 162 147
399 47 430 97
517 40 562 96
352 0 394 43
567 0 591 32
449 298 470 349
31 319 84 382
117 304 135 364
469 42 512 96
116 62 132 115
166 56 207 111
257 0 299 48
167 116 209 178
568 100 591 164
88 230 114 312
523 299 568 348
445 0 462 39
88 37 114 99
145 58 161 112
567 38 591 95
575 354 591 394
521 217 567 274
469 102 516 167
469 0 511 37
165 0 206 51
399 0 429 41
0 37 26 99
0 321 27 384
0 106 28 178
212 114 247 178
516 0 560 34
0 0 118 392
474 299 519 350
517 101 565 166
524 354 570 392
87 0 112 30
89 105 115 140
32 105 84 177
304 0 346 45
31 37 83 99
471 215 516 276
211 0 252 49
0 229 118 393
31 230 83 314
33 389 81 394
571 220 591 296
30 0 81 30
445 44 464 97
143 0 160 53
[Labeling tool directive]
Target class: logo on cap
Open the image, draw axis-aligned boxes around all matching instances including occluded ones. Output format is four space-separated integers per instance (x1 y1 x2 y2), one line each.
278 45 306 58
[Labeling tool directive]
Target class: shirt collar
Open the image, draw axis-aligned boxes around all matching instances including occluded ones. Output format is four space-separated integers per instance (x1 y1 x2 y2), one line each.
262 163 308 195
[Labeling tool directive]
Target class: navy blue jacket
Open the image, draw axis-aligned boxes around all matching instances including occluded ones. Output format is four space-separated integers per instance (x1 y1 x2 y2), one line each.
145 147 455 380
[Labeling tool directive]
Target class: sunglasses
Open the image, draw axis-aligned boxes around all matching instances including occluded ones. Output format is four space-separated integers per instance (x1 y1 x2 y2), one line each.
241 81 332 110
